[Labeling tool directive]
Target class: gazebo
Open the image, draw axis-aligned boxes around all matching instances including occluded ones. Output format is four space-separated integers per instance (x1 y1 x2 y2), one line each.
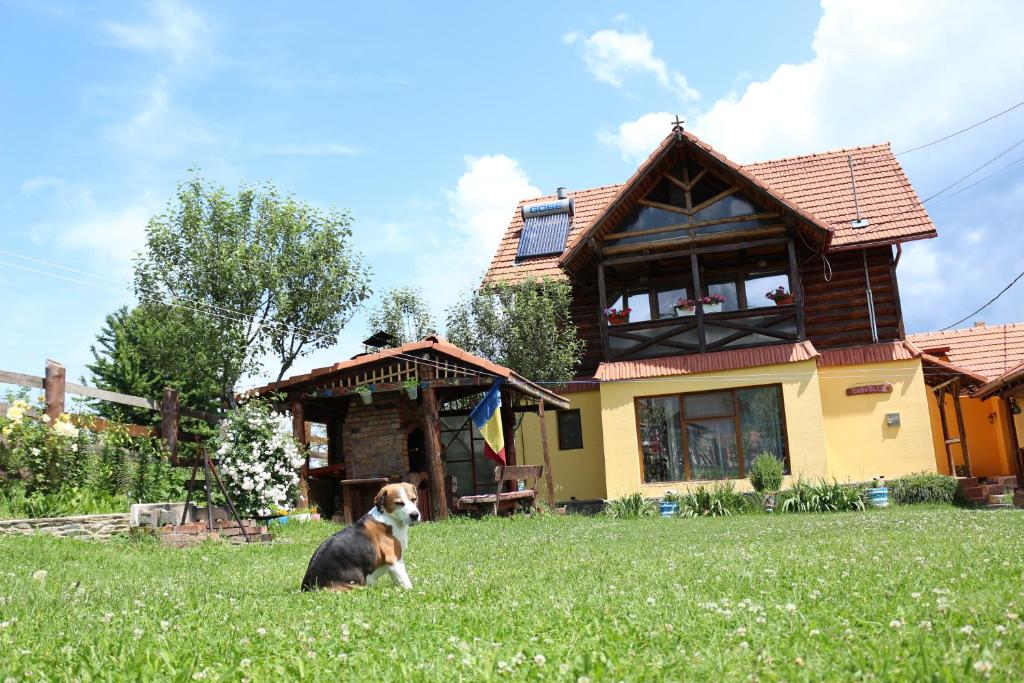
250 335 569 521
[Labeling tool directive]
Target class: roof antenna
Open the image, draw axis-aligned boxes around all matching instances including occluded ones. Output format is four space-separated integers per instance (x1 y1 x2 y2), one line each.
847 154 870 229
671 115 685 141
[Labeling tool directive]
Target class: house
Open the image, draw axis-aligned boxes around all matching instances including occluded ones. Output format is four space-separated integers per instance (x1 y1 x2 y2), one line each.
483 124 946 502
906 323 1024 492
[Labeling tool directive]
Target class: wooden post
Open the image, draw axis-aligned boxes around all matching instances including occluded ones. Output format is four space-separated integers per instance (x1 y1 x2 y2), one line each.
787 239 805 340
500 388 517 467
951 380 973 478
537 399 556 509
934 387 955 475
690 253 706 350
162 387 179 464
291 398 308 507
597 261 609 358
43 359 65 423
419 372 449 521
1003 394 1024 488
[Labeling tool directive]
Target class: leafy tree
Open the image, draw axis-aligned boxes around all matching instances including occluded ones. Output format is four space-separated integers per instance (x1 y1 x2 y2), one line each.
85 305 221 424
366 286 436 346
445 278 584 384
134 174 372 404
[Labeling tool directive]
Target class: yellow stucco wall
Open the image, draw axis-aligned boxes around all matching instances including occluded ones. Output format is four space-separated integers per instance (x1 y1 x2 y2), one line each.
817 359 937 482
516 390 607 501
927 393 1017 477
598 359 828 499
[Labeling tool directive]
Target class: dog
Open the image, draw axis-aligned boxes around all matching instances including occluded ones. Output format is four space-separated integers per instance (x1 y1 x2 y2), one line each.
301 482 420 591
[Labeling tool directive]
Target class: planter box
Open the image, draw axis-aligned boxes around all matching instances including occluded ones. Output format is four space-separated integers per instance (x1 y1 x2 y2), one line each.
404 385 419 400
866 487 889 508
607 316 630 326
703 302 723 314
989 494 1012 505
675 306 695 317
357 391 372 405
772 295 795 306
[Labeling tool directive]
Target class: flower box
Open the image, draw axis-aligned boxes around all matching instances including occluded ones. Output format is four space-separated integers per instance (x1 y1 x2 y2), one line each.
703 302 723 314
403 383 419 400
607 314 630 326
772 295 795 306
674 306 695 317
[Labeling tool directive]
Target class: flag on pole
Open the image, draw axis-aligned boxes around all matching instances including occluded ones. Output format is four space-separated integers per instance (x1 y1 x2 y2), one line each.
470 380 505 465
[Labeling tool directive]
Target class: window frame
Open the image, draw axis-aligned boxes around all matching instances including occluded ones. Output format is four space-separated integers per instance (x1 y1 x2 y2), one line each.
633 384 790 484
556 409 584 451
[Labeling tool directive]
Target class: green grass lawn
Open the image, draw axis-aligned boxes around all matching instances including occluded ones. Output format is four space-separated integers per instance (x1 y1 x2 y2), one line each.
1 507 1023 682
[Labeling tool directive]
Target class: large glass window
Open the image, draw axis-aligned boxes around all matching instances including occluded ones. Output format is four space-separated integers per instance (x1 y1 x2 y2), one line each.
656 287 687 319
607 291 653 322
637 386 788 482
744 273 791 309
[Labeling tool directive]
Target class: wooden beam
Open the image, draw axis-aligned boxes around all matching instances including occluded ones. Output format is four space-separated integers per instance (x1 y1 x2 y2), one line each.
64 381 162 412
664 173 689 192
933 388 956 475
291 398 308 508
500 387 517 467
0 369 44 389
420 370 449 521
602 226 787 257
690 253 706 349
537 399 556 509
686 168 708 190
1003 395 1024 488
162 387 180 464
601 236 790 267
44 360 65 423
688 186 739 216
950 381 973 478
603 211 780 242
598 260 610 360
787 239 805 339
638 198 688 215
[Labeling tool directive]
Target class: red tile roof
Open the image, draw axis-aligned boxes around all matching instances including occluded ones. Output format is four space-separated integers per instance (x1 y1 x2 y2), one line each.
907 323 1024 380
483 133 936 285
743 143 936 250
816 341 920 367
593 341 818 381
975 361 1024 399
250 335 569 408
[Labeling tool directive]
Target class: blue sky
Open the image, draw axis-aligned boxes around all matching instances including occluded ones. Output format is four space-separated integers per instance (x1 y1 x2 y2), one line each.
1 0 1023 387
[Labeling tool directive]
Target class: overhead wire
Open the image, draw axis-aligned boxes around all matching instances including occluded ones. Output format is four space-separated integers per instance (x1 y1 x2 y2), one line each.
895 97 1024 156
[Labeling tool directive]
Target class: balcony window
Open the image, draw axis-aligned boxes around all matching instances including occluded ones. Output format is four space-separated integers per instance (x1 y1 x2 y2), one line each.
656 287 687 318
745 273 790 309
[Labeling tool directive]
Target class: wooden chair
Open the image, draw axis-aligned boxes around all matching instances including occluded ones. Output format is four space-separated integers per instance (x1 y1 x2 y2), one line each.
455 465 543 516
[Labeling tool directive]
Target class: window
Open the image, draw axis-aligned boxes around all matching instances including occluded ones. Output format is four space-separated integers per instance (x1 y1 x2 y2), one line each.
656 287 687 318
607 291 652 322
744 273 790 309
557 410 584 450
636 386 789 483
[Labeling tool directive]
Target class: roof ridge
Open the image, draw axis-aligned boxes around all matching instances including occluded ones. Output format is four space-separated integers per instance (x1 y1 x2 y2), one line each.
742 142 893 168
515 183 625 206
909 321 1024 338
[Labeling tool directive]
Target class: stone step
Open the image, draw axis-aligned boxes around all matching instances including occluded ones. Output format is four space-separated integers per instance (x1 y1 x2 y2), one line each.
958 477 980 487
990 475 1019 489
958 486 985 500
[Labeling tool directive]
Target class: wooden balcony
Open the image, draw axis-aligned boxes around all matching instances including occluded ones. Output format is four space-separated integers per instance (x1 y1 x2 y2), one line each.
605 304 802 361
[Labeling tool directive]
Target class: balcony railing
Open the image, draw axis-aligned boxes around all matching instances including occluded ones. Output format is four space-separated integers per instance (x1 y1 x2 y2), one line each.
605 304 801 360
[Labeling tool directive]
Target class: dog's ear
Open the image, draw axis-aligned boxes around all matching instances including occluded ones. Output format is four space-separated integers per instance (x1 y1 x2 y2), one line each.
373 486 387 512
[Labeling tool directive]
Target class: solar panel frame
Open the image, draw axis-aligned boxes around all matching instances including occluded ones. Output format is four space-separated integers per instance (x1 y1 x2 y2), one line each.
515 212 571 261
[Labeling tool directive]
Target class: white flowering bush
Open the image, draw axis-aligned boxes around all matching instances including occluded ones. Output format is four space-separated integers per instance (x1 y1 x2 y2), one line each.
1 393 89 496
214 397 305 518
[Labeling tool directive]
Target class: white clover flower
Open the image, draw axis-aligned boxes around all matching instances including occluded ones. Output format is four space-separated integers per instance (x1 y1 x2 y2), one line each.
973 661 993 674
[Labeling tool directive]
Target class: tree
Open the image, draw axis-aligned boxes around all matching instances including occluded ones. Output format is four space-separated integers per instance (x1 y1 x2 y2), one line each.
366 286 436 346
134 174 372 404
445 278 585 384
85 305 222 424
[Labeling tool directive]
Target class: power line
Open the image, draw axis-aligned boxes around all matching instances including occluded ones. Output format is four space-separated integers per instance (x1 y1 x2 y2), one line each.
918 135 1024 203
895 97 1024 156
929 154 1024 206
940 269 1024 331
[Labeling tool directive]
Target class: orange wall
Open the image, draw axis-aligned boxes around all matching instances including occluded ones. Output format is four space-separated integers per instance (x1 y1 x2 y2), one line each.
928 392 1016 477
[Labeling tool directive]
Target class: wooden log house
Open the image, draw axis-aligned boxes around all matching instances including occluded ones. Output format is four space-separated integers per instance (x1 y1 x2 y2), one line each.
483 124 954 502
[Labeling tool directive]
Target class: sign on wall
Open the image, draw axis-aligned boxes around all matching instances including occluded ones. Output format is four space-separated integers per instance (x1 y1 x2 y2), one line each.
846 383 893 396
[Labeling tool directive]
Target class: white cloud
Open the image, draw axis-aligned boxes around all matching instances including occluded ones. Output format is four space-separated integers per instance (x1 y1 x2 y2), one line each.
102 0 212 64
598 111 675 163
20 176 94 207
58 202 158 276
565 29 698 101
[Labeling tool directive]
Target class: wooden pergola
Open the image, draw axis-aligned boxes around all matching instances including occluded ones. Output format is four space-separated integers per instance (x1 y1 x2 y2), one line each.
920 353 988 478
250 336 569 521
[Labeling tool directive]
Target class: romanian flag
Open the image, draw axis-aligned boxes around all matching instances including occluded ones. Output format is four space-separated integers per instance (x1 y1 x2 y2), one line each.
470 380 505 465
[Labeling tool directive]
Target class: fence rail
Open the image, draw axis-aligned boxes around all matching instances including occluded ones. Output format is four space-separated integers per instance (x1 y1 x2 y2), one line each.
1 359 221 463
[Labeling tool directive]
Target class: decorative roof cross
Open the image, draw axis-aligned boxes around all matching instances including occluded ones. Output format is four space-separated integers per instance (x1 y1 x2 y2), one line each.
671 115 685 140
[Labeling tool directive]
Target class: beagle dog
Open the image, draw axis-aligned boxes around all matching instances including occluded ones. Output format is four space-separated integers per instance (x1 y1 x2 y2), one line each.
301 483 420 591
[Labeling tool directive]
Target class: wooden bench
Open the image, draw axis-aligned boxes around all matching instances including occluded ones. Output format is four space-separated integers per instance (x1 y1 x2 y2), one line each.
455 465 543 516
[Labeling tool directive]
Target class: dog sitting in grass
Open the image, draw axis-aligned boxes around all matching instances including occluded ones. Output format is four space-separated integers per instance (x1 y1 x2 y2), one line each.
301 483 419 591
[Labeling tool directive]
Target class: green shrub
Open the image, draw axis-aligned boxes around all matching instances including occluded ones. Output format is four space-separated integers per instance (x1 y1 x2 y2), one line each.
779 477 865 513
888 472 958 505
667 482 753 518
748 453 784 493
603 492 657 518
0 483 130 519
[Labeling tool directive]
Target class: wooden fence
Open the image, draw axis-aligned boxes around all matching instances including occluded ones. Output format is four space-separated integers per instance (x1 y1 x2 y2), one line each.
0 359 221 463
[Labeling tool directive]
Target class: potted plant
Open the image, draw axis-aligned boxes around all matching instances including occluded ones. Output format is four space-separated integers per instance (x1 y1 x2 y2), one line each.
749 453 784 512
676 294 726 316
605 306 632 325
402 377 419 400
354 384 373 405
765 286 795 306
310 504 321 522
866 476 889 508
988 486 1013 506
